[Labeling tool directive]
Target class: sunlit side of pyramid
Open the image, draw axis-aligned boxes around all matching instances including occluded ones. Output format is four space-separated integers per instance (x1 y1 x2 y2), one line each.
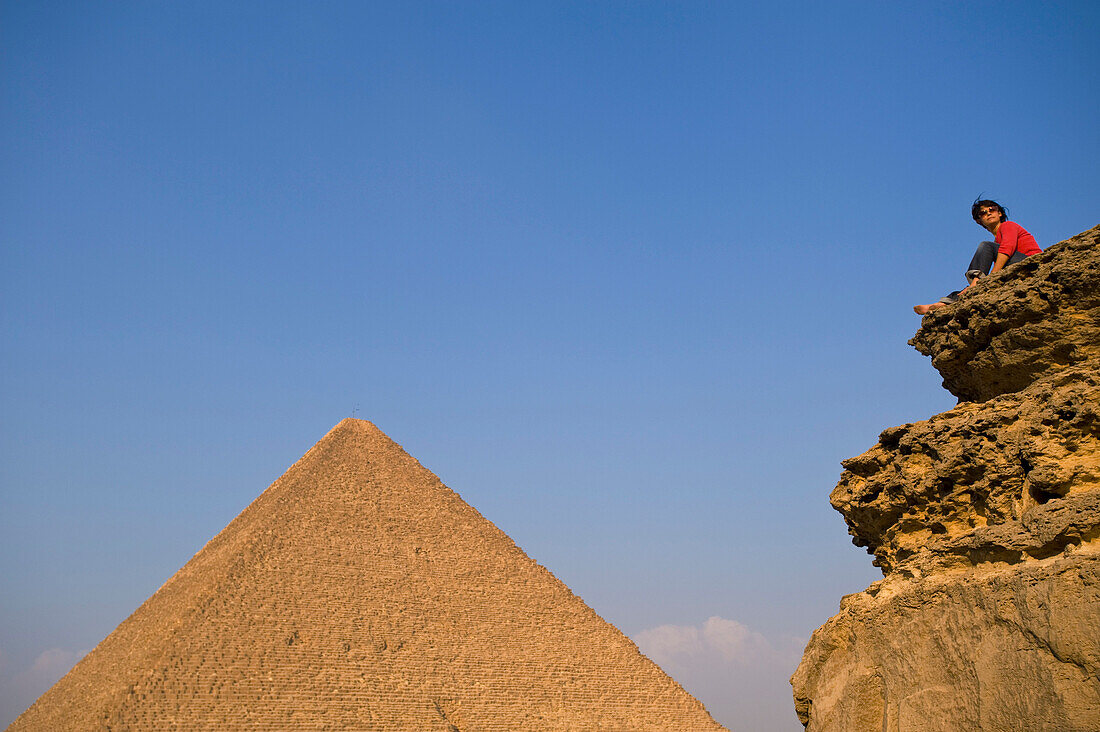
11 419 723 731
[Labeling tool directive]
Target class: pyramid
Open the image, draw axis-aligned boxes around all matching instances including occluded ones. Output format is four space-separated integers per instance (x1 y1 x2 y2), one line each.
11 419 723 731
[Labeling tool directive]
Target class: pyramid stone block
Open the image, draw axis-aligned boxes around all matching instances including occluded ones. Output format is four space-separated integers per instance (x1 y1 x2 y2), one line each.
10 419 723 731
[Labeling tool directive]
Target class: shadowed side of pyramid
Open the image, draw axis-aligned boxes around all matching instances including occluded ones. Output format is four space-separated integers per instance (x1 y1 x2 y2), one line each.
10 419 724 731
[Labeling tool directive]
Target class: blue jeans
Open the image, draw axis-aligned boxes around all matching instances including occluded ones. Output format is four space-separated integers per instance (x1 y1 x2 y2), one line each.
940 241 1027 303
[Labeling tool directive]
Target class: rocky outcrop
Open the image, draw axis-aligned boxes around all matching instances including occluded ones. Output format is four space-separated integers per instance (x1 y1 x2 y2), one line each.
909 225 1100 403
834 361 1100 578
793 225 1100 732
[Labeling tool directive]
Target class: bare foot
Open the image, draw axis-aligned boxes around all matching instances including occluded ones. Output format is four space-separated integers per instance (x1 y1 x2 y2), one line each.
913 302 945 315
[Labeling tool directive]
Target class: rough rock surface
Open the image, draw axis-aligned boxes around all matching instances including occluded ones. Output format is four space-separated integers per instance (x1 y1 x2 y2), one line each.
794 552 1100 732
909 225 1100 403
793 225 1100 731
10 419 724 731
835 362 1100 577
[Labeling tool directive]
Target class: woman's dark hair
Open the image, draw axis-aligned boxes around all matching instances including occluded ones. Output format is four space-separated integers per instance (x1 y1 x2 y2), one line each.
972 198 1008 224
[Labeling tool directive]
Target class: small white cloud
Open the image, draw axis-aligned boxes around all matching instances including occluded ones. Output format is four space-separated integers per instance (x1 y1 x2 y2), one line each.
20 648 82 684
632 622 703 665
634 617 807 731
0 648 86 728
635 615 779 667
702 615 775 664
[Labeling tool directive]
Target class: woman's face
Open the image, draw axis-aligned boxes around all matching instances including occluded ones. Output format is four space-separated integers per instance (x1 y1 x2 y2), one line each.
979 205 1003 227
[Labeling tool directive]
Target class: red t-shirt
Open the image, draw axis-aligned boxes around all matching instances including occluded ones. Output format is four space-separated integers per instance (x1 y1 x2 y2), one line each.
996 221 1041 257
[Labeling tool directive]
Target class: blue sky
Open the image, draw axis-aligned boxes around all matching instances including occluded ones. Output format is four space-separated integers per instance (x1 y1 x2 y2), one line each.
2 2 1097 729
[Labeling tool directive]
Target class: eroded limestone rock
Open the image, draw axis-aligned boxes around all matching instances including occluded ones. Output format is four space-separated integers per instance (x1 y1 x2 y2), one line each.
909 224 1100 403
792 550 1100 732
834 359 1100 576
795 225 1100 731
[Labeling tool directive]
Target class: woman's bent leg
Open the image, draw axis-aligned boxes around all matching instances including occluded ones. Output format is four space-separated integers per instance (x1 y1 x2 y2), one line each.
915 241 1014 315
966 241 998 280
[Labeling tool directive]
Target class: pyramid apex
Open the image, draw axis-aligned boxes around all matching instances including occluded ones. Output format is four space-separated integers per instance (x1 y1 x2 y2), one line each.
331 415 380 432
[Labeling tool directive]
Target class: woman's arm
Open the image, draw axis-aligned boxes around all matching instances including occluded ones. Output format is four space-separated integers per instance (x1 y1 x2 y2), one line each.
990 251 1011 273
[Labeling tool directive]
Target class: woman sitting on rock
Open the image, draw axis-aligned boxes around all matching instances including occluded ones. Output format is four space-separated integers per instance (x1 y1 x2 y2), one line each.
914 199 1042 315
